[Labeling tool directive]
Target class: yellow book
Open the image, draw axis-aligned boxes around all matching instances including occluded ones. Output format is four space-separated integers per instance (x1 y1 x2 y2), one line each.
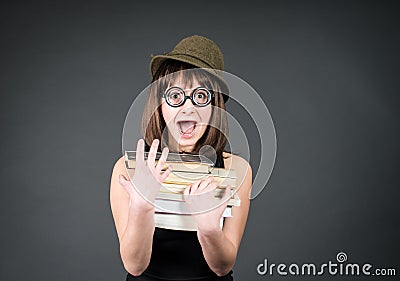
160 182 230 194
163 171 236 187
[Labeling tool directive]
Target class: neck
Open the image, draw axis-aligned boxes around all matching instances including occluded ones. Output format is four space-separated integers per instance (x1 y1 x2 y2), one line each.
179 144 195 154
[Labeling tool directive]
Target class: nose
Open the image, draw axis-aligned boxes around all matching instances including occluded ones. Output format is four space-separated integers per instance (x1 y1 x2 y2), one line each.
181 96 195 114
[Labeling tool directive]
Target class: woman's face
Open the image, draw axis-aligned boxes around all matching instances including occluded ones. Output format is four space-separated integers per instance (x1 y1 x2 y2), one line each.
161 76 212 153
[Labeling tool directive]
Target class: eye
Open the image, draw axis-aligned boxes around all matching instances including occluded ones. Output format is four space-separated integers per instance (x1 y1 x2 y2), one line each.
194 89 210 104
166 88 184 105
171 93 180 100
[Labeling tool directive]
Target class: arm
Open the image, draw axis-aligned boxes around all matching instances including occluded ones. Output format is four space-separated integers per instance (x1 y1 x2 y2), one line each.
197 227 237 277
110 159 155 276
191 158 253 276
110 139 171 276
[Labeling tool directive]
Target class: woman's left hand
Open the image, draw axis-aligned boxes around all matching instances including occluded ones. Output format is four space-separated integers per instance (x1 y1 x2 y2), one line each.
184 177 232 233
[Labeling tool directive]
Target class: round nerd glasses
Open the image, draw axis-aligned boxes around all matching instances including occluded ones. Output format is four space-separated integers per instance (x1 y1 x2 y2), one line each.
160 87 214 107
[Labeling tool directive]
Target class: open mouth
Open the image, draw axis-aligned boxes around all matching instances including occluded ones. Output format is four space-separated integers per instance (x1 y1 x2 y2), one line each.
177 121 198 138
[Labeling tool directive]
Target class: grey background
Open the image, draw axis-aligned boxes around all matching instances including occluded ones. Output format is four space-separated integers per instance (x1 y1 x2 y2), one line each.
1 0 399 280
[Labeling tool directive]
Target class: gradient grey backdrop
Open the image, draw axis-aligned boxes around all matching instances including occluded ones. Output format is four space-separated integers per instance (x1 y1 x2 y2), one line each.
1 1 399 280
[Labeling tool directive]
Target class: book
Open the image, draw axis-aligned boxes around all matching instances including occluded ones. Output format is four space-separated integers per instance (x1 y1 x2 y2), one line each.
125 151 214 173
124 150 237 187
154 212 228 231
156 190 241 207
123 150 239 231
154 199 233 215
162 171 236 187
126 159 236 178
125 150 215 165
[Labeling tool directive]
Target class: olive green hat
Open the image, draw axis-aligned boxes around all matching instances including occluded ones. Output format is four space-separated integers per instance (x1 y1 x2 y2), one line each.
150 35 229 102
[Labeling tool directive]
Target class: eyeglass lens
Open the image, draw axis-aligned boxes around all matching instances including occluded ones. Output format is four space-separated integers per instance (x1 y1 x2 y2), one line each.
165 88 211 106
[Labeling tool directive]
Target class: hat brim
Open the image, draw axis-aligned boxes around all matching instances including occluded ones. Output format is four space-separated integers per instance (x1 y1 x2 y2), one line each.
150 54 229 103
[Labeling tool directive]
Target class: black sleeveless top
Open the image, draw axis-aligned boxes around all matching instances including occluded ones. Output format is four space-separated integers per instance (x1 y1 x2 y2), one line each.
126 145 233 281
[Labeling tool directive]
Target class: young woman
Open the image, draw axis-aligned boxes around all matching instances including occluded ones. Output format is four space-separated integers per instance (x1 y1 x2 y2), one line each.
110 35 252 281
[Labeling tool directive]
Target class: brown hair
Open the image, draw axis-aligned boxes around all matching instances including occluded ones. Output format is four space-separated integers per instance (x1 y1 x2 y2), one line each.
141 59 230 160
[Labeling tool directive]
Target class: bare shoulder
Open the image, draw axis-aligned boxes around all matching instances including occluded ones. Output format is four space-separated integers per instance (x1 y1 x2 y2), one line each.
109 156 131 241
222 152 252 194
110 156 129 196
112 155 137 178
112 156 126 173
110 155 132 194
221 152 253 241
222 152 251 174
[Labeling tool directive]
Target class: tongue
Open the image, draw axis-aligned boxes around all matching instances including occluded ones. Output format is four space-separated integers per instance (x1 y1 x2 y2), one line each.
179 121 196 134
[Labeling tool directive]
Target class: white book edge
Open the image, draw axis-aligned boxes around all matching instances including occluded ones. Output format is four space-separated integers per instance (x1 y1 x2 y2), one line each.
154 200 232 216
154 213 226 231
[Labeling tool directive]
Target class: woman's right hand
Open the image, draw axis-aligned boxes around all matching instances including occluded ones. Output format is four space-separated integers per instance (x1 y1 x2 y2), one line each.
119 138 172 211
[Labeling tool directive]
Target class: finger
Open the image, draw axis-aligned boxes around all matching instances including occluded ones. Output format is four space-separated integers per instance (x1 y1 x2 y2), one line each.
221 184 233 201
119 174 127 184
188 180 201 194
119 174 133 185
119 174 133 195
197 176 213 192
147 139 159 168
156 146 169 174
183 184 194 204
212 185 231 213
184 184 191 196
136 139 145 166
207 180 220 191
159 166 172 182
201 182 219 198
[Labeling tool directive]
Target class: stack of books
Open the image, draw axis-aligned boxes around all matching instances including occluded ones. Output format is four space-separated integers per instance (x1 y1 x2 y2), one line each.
124 151 240 231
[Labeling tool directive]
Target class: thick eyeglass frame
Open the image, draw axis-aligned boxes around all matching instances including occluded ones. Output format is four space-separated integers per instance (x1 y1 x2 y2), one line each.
160 86 214 107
